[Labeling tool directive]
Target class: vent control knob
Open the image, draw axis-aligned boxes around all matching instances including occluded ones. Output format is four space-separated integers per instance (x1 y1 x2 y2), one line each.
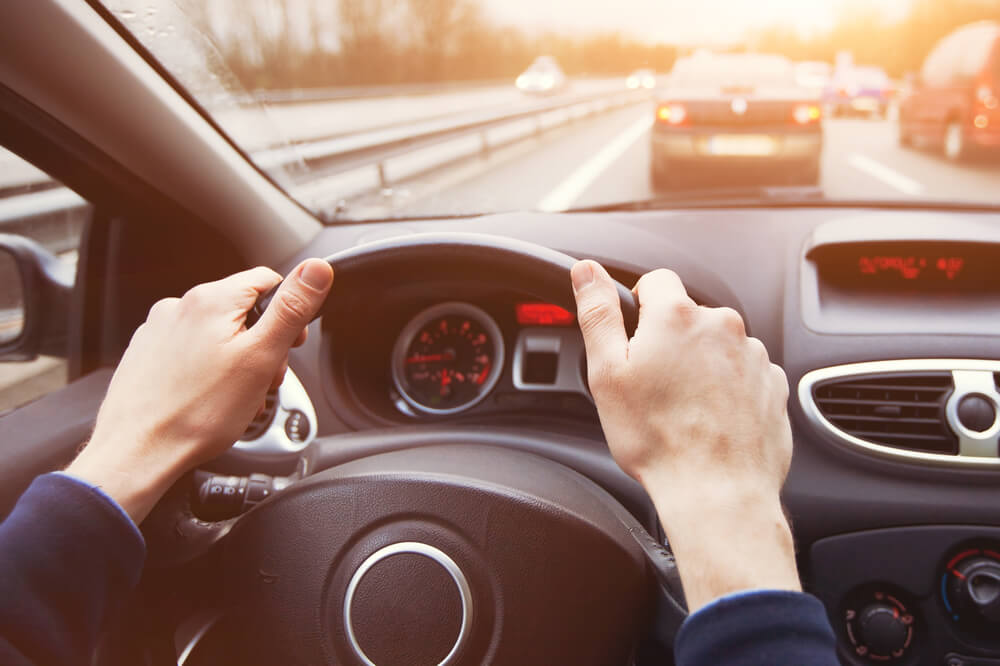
957 395 996 432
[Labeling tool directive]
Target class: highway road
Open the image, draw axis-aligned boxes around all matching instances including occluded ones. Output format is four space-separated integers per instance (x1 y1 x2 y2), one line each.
385 104 1000 217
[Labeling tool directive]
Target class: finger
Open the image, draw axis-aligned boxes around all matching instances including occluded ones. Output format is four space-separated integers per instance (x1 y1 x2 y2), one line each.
251 259 333 351
703 306 747 339
183 266 283 318
633 269 695 331
292 327 308 348
571 260 629 374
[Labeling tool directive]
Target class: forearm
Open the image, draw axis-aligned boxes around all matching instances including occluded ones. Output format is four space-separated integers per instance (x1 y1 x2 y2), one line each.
643 470 801 612
0 474 145 664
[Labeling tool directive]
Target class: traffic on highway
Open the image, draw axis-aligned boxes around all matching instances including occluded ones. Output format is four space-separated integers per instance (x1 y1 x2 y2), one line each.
92 0 1000 219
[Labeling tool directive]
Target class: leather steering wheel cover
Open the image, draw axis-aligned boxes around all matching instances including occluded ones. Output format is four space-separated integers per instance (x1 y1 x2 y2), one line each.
249 232 639 335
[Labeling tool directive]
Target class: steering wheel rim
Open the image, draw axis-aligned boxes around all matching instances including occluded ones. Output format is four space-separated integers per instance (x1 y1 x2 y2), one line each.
246 232 639 335
140 233 685 665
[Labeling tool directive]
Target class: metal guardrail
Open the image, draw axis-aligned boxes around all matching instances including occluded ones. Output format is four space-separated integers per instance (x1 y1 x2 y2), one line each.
0 85 648 243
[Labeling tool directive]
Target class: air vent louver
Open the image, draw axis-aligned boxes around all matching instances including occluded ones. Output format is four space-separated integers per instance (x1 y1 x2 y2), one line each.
813 373 956 454
242 387 279 441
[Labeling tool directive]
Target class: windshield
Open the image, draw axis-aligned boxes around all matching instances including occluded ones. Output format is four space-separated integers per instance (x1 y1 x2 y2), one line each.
104 0 1000 219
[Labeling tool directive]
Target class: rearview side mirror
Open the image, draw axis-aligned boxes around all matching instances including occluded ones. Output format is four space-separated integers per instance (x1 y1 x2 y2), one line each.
0 233 73 362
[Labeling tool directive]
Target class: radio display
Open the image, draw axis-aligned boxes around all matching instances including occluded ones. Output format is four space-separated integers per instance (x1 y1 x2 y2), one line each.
812 242 1000 292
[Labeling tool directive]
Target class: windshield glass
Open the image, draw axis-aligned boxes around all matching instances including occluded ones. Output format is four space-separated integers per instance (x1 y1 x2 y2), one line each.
105 0 1000 219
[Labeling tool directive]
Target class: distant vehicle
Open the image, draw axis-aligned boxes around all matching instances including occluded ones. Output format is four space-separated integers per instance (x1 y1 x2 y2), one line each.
650 53 823 189
626 68 656 90
795 61 832 95
825 65 892 117
515 56 567 95
898 20 1000 161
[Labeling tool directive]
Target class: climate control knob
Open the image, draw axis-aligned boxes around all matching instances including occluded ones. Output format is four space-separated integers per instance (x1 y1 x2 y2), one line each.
944 548 1000 639
844 589 915 661
857 603 910 657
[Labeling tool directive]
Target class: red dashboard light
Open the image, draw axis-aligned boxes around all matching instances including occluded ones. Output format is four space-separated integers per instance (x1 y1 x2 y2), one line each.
516 302 575 326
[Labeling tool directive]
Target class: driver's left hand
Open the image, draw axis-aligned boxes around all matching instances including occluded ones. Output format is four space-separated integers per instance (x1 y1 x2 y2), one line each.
66 259 334 524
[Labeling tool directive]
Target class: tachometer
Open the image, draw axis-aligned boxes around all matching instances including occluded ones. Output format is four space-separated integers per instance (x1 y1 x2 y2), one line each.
391 302 505 415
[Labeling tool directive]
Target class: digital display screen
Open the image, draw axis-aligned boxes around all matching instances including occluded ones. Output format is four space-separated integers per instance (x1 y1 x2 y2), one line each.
813 242 1000 292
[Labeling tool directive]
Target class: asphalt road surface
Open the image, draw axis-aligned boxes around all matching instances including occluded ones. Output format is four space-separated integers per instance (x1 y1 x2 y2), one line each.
391 105 1000 216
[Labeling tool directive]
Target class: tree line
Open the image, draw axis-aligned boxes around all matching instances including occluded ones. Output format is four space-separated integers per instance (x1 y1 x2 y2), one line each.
752 0 1000 77
184 0 1000 91
183 0 677 90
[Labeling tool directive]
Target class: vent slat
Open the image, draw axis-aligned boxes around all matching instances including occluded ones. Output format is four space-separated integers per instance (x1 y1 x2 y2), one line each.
813 372 956 455
827 414 942 425
816 398 944 408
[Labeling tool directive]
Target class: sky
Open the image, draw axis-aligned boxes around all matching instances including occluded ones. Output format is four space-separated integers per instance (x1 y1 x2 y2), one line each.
482 0 915 45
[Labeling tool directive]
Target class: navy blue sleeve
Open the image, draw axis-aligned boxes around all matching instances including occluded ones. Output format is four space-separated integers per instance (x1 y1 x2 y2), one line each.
0 473 146 665
675 590 838 665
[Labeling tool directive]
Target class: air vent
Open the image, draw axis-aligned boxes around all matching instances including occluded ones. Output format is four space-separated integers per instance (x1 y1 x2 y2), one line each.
242 387 279 441
812 373 956 454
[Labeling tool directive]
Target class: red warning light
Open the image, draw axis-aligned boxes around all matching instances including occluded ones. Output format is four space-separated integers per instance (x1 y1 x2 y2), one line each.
516 303 575 326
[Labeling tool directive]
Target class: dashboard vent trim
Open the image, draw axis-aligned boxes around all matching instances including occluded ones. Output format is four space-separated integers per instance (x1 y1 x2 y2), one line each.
799 360 1000 468
241 387 279 441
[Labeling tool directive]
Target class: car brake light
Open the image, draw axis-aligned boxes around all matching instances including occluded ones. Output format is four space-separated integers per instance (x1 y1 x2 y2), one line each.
516 303 574 326
792 104 821 125
976 84 999 109
656 103 687 125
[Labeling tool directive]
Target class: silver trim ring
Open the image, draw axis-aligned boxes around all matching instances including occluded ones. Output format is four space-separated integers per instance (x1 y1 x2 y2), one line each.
391 302 505 416
343 542 474 666
798 359 1000 469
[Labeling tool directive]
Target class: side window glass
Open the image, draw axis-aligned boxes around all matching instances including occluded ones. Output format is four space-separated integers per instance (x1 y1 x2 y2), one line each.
0 147 91 414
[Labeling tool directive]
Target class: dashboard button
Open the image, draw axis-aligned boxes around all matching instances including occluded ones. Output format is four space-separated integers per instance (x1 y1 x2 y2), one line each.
957 395 996 432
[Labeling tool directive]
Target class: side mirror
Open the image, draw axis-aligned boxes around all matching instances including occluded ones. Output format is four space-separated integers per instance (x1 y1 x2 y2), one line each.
0 233 74 362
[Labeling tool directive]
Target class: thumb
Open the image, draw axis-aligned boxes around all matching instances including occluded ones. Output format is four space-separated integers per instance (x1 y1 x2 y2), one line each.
571 260 628 375
252 259 333 351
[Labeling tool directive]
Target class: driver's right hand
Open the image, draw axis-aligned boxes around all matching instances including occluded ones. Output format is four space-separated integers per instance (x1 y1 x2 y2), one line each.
570 259 801 612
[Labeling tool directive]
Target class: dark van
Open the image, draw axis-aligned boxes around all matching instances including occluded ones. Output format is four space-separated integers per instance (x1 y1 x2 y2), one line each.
899 21 1000 161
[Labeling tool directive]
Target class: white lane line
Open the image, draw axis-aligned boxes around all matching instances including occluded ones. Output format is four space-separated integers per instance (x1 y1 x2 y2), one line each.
537 114 653 212
847 153 925 196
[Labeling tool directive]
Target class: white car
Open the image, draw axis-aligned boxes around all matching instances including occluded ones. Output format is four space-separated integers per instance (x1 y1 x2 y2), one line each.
516 57 567 94
626 68 656 90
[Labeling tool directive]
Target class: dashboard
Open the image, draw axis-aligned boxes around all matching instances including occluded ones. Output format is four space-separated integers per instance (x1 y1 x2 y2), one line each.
232 207 1000 666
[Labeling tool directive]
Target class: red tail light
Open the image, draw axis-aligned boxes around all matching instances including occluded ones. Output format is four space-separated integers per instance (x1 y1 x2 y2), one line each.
976 82 999 110
656 103 687 125
792 103 822 125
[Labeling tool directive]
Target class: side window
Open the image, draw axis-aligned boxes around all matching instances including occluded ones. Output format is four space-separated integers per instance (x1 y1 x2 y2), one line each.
923 34 954 86
957 27 996 80
0 147 91 414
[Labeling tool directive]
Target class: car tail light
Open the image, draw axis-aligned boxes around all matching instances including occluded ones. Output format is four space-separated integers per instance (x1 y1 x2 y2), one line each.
792 103 822 125
976 83 999 110
656 103 687 125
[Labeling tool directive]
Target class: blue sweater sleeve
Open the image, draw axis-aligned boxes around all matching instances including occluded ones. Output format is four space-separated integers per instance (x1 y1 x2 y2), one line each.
0 473 146 665
675 590 838 665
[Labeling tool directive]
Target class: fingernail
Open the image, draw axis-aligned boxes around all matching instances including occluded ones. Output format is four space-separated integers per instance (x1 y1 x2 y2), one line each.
571 261 595 293
299 260 332 290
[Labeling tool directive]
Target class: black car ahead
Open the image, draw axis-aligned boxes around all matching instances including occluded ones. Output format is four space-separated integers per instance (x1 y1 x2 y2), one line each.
651 53 823 189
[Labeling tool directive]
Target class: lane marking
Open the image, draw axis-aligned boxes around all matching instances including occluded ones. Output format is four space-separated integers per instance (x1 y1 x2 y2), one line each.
847 153 924 196
537 114 653 212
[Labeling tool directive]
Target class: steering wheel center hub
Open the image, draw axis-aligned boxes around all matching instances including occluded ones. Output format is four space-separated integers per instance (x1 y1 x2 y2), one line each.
344 542 473 666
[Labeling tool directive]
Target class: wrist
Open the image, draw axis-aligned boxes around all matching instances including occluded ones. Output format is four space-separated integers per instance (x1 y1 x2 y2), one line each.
66 432 189 525
642 475 801 612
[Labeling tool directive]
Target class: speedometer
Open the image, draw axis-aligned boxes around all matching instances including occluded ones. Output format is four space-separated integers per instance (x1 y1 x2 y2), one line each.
391 302 505 415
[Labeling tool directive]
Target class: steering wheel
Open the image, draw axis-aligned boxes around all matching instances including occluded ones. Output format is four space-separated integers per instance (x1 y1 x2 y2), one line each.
136 233 687 666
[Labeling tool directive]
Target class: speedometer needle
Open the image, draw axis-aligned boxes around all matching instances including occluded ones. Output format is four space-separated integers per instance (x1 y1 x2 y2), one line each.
406 352 456 364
